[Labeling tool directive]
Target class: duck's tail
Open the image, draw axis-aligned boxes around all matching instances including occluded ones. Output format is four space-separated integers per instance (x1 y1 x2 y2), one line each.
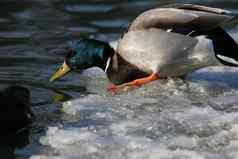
209 17 238 66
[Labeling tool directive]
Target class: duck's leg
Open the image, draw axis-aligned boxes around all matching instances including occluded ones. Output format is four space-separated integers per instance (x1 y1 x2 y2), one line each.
107 72 159 94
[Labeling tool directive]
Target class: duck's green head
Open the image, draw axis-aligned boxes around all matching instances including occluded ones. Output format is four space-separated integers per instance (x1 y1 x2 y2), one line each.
50 38 114 82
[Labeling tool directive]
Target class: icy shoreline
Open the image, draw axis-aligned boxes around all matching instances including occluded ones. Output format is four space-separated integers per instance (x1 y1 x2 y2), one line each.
30 66 238 159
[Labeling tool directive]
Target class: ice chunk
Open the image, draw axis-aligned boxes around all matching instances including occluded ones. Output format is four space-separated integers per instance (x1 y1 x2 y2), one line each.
209 95 238 111
30 65 238 159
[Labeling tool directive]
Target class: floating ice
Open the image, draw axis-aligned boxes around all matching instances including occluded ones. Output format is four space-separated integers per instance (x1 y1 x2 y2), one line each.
209 95 238 111
30 66 238 159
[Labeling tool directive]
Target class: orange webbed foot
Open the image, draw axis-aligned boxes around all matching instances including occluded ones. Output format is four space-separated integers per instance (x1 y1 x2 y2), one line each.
106 84 120 95
106 73 159 95
106 83 139 95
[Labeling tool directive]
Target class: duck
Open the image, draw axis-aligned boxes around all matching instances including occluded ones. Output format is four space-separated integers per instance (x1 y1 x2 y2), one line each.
50 4 238 93
0 85 34 134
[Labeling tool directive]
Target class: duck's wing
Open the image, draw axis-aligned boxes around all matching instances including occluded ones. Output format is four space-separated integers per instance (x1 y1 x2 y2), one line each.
163 3 232 14
128 4 235 32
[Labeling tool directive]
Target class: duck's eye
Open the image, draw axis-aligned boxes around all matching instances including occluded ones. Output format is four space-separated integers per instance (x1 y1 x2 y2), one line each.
66 49 76 58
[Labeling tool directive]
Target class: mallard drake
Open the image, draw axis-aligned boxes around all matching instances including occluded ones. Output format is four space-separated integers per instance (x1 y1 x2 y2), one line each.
50 4 238 93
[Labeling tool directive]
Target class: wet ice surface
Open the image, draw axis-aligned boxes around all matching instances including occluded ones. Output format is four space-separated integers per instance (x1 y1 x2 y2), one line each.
28 66 238 159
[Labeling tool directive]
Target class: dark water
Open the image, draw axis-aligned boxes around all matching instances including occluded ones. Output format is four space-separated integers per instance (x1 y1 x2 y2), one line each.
0 0 238 159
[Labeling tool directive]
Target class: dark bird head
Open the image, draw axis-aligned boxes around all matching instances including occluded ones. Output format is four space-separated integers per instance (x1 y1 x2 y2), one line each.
50 39 115 82
0 85 33 134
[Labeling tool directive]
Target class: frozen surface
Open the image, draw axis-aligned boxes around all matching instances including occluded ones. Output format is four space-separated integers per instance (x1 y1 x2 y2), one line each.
29 66 238 159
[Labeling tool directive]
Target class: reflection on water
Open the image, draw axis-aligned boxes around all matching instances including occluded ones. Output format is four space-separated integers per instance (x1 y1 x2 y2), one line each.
0 0 238 159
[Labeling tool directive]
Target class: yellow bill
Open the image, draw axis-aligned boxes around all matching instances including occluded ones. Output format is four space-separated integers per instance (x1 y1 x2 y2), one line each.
50 61 71 82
